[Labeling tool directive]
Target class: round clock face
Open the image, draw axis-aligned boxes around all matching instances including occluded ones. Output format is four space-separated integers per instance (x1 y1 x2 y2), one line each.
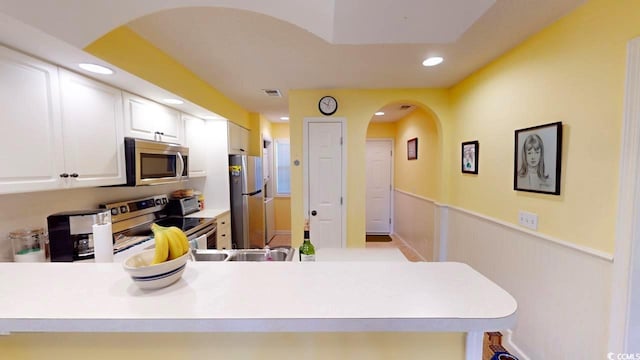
318 96 338 116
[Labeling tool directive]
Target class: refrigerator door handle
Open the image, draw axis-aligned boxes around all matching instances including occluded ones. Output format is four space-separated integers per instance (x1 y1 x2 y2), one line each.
242 189 262 196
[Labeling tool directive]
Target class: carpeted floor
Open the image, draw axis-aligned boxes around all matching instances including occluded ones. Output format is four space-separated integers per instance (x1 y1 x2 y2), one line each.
366 235 392 242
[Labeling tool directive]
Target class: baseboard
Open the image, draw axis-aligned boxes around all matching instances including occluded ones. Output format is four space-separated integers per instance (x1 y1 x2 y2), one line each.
390 232 428 262
503 330 531 360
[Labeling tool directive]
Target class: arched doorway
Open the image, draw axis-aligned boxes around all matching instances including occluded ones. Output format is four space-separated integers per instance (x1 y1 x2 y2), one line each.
364 102 442 261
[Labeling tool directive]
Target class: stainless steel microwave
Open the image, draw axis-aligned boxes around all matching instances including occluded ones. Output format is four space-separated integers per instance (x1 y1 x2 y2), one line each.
124 137 189 186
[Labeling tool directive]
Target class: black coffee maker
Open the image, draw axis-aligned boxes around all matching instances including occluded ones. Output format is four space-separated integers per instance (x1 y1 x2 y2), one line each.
47 209 111 262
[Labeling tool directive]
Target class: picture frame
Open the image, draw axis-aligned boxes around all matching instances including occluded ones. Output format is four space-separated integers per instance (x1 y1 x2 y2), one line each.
461 141 479 174
514 122 562 195
407 138 418 160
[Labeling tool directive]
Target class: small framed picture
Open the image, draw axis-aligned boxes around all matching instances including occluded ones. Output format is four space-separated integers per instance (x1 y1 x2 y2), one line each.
407 138 418 160
514 122 562 195
461 141 479 174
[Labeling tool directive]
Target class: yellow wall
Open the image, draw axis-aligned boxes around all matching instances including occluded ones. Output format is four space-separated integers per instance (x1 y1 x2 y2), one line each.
85 26 250 128
449 0 640 253
366 122 396 138
289 89 451 248
271 122 291 231
395 108 441 199
0 332 464 359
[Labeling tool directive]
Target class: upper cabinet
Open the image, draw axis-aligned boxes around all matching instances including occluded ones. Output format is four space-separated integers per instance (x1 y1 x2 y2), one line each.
123 92 184 144
228 121 250 154
0 45 65 194
183 113 207 177
0 45 127 194
59 69 126 187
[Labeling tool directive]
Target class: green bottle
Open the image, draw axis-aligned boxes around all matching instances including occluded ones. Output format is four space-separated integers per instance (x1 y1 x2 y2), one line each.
299 220 316 262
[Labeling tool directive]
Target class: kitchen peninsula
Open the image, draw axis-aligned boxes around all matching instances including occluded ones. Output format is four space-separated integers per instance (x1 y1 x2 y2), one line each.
0 261 516 359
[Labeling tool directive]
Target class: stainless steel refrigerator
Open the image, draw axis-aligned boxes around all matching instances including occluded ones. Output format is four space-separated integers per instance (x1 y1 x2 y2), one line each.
229 155 264 249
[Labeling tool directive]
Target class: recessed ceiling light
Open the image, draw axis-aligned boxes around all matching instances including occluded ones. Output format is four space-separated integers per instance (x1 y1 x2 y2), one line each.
78 63 114 75
422 57 444 67
163 98 184 105
375 112 385 116
280 117 289 121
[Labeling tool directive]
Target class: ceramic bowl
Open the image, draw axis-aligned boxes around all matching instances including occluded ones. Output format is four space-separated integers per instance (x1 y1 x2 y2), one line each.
122 249 189 290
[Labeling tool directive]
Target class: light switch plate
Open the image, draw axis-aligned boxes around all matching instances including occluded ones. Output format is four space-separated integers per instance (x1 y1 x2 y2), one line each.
518 211 538 230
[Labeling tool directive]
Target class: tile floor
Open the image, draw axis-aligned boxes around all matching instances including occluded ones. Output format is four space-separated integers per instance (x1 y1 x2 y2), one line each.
267 233 425 262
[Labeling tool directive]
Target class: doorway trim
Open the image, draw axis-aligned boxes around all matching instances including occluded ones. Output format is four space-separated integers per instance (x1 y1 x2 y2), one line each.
365 138 394 235
609 36 640 352
303 117 347 248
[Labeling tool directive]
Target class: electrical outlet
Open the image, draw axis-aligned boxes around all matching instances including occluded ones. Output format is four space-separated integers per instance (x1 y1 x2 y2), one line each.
518 211 538 230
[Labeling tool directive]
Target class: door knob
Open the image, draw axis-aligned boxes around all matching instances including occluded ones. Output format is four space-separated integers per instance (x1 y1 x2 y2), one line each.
311 210 317 216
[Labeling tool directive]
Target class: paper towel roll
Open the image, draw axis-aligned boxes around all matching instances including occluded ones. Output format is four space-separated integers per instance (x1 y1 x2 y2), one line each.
92 223 113 263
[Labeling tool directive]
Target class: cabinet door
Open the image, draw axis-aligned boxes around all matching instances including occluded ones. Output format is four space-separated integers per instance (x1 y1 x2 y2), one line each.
155 105 183 144
123 92 183 144
0 46 64 194
59 69 126 187
183 114 207 177
228 121 249 154
123 92 155 141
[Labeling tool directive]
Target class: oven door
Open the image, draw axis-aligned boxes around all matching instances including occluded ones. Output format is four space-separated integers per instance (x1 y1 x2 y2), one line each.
188 223 217 250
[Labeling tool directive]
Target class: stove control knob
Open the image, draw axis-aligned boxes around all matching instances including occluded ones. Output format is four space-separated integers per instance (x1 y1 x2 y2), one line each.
155 199 162 206
110 208 118 216
119 206 128 213
162 198 168 204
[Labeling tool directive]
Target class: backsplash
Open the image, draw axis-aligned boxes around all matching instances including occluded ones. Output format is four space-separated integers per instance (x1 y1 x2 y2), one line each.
0 183 191 262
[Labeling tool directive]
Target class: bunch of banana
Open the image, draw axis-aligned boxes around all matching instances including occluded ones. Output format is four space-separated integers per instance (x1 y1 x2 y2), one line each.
150 223 190 264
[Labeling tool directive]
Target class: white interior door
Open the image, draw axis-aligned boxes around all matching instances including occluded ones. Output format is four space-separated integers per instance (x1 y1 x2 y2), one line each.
307 121 344 248
366 140 392 234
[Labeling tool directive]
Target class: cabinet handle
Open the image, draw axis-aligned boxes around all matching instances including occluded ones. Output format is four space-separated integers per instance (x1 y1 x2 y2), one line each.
70 173 79 178
59 173 69 178
221 234 226 237
239 148 245 152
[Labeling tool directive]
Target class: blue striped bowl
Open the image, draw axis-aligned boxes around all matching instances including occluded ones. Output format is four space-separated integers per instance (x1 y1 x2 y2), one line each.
123 249 189 290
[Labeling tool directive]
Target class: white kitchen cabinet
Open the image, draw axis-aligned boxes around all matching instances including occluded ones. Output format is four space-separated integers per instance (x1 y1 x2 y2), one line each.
0 45 127 194
0 45 65 194
227 121 250 154
183 113 207 177
123 92 184 144
216 211 232 249
59 69 126 187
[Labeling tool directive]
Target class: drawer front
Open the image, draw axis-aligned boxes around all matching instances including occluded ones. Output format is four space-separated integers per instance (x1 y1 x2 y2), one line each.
216 212 232 249
216 228 231 249
216 213 230 228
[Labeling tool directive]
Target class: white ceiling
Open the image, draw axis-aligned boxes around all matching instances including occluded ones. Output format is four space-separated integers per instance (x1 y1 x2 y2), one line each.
0 0 586 123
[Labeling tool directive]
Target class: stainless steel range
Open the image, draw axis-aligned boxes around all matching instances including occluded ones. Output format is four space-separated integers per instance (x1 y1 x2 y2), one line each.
100 194 216 258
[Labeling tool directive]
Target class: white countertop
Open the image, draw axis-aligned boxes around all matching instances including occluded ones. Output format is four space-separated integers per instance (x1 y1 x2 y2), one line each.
0 261 517 334
314 248 408 262
185 208 229 219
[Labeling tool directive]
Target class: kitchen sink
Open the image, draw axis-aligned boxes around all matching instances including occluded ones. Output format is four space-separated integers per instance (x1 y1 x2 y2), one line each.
227 247 293 262
191 250 230 262
191 246 294 262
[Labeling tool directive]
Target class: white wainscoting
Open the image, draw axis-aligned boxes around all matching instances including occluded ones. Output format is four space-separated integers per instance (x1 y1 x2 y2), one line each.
393 189 436 261
446 207 613 359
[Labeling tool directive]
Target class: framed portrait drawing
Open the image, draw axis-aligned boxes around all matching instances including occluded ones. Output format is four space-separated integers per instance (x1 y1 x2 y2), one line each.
514 122 562 195
407 138 418 160
461 141 479 174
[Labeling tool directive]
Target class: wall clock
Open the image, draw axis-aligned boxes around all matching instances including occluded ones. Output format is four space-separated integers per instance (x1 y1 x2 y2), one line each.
318 96 338 116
